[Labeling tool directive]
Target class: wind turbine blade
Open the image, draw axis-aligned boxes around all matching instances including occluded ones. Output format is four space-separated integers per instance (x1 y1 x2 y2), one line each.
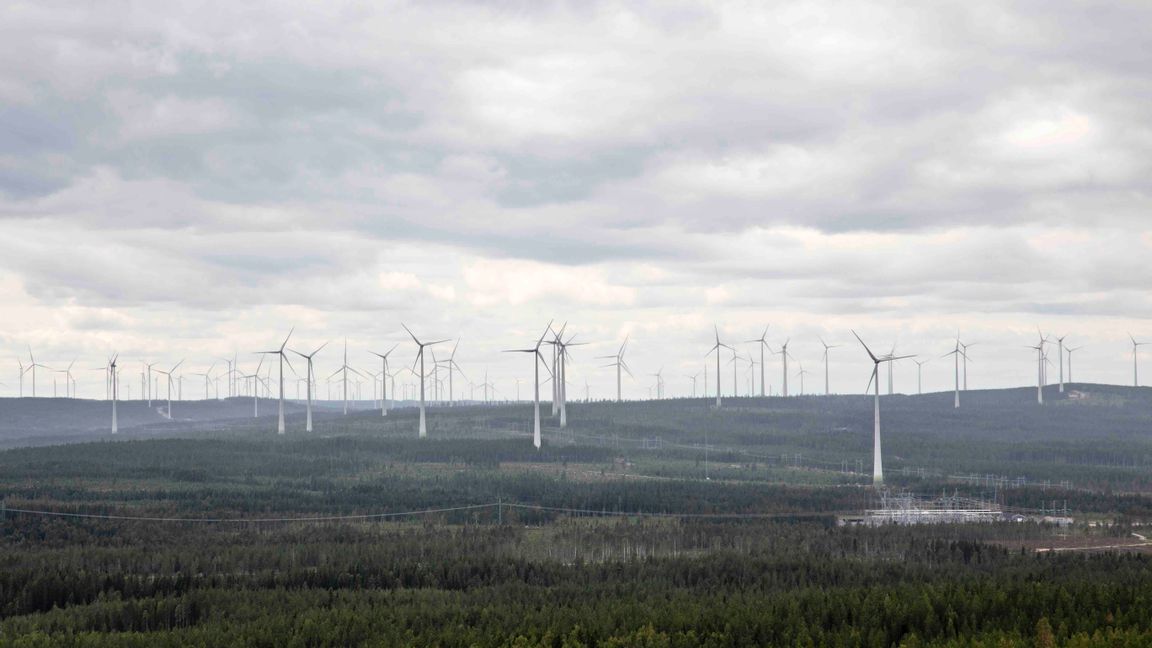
401 323 421 345
280 327 294 352
537 319 555 346
851 330 878 363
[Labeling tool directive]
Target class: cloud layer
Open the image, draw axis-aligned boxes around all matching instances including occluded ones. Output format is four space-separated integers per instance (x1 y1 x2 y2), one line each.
2 1 1151 399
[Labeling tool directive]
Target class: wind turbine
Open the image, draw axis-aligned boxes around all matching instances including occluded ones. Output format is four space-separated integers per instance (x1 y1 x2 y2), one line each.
1129 334 1147 387
1055 335 1067 393
648 368 665 399
241 357 265 417
819 338 840 396
912 359 929 395
706 326 733 408
403 324 450 438
441 340 465 407
727 349 742 398
504 321 553 449
368 344 399 417
16 358 27 397
774 339 792 397
158 359 184 419
852 331 913 486
144 361 161 406
550 330 585 427
55 360 77 398
958 340 977 391
219 356 236 399
942 337 965 409
1027 332 1048 405
192 362 216 400
746 326 771 397
1066 345 1083 384
291 341 328 432
109 354 119 433
795 362 809 396
327 339 362 415
597 335 631 402
687 371 700 398
257 329 294 435
25 346 49 397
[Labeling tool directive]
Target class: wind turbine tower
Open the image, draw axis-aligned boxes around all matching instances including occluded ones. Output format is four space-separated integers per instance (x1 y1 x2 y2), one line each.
707 326 732 408
597 336 631 402
746 326 771 397
776 339 792 397
403 324 450 438
942 338 964 409
504 321 553 448
369 344 398 417
1129 334 1147 387
852 331 912 486
257 329 294 434
291 341 328 432
820 338 840 396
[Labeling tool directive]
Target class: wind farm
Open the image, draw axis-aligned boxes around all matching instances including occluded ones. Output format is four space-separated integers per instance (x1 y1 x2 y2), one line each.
4 1 1152 643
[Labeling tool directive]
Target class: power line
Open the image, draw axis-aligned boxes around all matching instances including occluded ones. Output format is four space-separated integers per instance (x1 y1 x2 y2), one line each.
0 503 495 524
0 501 846 524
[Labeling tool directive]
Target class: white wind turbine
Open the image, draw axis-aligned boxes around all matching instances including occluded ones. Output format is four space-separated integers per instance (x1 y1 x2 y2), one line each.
328 339 364 415
706 326 733 408
16 357 27 397
912 359 929 395
219 356 236 399
551 331 586 426
504 322 553 449
109 354 119 433
942 337 965 409
25 346 49 397
958 340 977 391
403 324 450 438
291 341 328 432
157 359 184 419
55 360 77 398
648 368 665 399
192 362 216 400
746 326 771 397
795 362 809 396
852 331 913 486
241 357 264 417
441 340 465 407
549 325 562 416
257 329 294 435
1055 335 1067 393
368 344 399 417
819 337 840 396
686 371 700 398
774 339 792 397
597 336 631 402
1026 331 1048 405
1129 334 1147 387
726 349 744 397
1066 345 1083 384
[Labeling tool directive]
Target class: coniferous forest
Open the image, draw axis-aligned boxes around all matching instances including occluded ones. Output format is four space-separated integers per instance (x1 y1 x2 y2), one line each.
2 387 1152 646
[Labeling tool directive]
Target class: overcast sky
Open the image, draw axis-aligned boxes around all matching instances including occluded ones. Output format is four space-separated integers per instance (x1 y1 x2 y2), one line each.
2 1 1151 400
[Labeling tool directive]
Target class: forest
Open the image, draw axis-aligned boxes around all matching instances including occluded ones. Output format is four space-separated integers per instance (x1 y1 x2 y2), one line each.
2 384 1152 646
